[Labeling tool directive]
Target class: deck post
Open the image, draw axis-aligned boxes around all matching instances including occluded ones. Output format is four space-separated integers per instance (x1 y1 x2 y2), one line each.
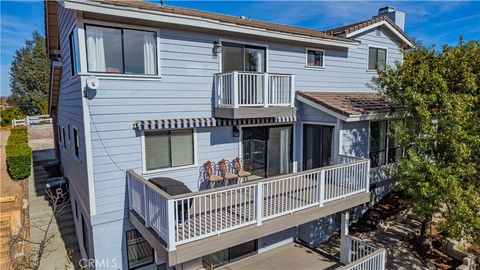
340 211 351 264
127 172 132 210
232 71 238 108
318 170 325 207
167 200 177 251
263 73 269 107
255 183 263 226
143 185 150 228
290 74 295 107
365 159 371 192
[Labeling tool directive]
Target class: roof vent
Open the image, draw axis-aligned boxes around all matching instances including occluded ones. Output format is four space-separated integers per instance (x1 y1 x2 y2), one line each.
377 6 405 30
239 16 250 20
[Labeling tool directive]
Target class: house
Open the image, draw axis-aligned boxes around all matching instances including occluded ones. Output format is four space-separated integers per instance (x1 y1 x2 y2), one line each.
44 1 413 269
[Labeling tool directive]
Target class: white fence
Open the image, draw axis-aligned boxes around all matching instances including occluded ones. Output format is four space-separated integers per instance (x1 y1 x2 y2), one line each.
338 236 386 270
215 72 294 108
12 115 52 127
128 158 369 250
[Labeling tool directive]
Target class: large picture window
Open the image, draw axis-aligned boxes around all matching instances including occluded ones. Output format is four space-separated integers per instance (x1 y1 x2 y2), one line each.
222 42 266 73
144 129 194 171
368 47 387 71
85 25 157 75
126 229 154 269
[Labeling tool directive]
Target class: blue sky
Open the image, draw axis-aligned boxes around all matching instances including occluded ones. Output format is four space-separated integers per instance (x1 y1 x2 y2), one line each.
1 1 479 96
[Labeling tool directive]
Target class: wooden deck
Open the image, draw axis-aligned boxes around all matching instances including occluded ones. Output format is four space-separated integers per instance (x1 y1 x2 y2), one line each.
227 242 342 270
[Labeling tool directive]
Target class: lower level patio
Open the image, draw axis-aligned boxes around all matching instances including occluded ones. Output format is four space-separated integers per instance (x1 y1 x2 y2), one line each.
226 241 342 270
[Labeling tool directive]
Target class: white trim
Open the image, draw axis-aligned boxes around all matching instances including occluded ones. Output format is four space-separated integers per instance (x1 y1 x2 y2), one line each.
218 38 269 73
366 45 388 73
299 121 338 172
140 128 198 175
305 48 326 69
81 78 97 216
345 20 413 48
64 0 359 49
76 11 88 74
80 19 162 78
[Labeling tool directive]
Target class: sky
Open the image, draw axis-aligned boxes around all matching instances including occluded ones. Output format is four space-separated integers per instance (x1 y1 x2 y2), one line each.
1 1 480 96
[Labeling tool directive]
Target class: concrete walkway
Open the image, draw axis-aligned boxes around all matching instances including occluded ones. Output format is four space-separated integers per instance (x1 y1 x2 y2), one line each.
28 125 80 270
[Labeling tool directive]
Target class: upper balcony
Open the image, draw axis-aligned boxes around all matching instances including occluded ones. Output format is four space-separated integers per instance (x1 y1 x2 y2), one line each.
127 156 371 266
214 72 296 119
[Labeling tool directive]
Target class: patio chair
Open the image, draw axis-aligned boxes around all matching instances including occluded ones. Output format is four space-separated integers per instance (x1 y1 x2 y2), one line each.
220 159 238 185
205 161 223 188
234 157 251 183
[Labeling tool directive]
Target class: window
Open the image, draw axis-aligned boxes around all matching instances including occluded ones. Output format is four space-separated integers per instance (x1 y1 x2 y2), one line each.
81 215 90 257
368 47 387 71
126 229 154 269
62 127 66 148
306 49 325 68
68 124 71 140
144 129 194 171
69 30 81 75
85 25 157 75
221 42 266 73
369 120 404 168
73 128 80 158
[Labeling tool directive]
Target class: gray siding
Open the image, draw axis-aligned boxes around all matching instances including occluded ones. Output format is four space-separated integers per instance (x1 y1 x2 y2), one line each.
56 5 90 215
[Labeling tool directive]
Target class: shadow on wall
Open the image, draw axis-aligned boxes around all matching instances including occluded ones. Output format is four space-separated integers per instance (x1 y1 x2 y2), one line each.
299 214 340 247
341 122 370 158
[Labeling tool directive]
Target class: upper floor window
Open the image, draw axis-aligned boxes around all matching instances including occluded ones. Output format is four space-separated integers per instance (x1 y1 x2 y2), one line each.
144 129 194 171
368 47 387 71
85 25 157 75
222 42 266 73
306 49 325 68
69 30 81 75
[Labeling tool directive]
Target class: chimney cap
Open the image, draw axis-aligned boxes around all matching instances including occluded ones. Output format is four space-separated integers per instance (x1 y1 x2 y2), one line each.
379 6 396 14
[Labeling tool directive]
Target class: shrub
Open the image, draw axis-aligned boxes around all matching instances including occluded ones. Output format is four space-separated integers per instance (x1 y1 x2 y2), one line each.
7 132 28 144
0 107 24 126
5 143 32 180
10 126 28 137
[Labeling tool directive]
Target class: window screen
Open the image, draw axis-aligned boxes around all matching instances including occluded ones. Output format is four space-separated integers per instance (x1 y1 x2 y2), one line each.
144 130 194 171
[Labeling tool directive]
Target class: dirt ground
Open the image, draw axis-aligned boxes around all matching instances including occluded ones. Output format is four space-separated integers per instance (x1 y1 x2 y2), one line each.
0 129 25 270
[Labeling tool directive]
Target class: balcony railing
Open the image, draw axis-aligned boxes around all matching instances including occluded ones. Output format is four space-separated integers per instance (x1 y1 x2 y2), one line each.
338 236 387 270
128 158 370 251
215 72 294 108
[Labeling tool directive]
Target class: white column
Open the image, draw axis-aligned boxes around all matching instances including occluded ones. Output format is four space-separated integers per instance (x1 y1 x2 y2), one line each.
263 73 268 107
340 211 351 264
167 200 177 251
256 183 263 225
232 71 239 108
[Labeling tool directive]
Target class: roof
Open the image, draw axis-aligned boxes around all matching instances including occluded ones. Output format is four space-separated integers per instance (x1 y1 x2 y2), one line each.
327 15 414 46
86 0 356 44
297 91 398 118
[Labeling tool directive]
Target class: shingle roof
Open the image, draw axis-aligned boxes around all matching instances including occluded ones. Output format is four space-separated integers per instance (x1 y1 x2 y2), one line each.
298 91 399 117
90 0 356 44
326 15 414 45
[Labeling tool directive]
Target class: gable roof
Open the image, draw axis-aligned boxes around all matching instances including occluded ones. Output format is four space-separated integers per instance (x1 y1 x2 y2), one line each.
297 91 403 121
66 0 358 47
327 15 414 48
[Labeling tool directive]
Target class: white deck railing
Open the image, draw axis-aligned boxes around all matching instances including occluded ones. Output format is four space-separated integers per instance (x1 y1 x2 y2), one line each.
215 72 294 108
338 236 386 270
127 158 369 250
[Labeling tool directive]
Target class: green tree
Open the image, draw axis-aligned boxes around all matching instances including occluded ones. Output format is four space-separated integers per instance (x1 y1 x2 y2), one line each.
8 31 49 115
373 39 480 251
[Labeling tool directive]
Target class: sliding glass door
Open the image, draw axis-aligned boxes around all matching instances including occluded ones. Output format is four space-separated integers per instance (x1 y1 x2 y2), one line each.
242 125 292 178
222 42 266 73
303 124 334 170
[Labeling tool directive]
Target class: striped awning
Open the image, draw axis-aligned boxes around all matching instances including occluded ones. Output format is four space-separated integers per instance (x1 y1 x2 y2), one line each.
134 116 296 131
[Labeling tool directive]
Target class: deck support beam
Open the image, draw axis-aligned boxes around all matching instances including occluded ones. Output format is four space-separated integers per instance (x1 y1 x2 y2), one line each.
340 210 350 264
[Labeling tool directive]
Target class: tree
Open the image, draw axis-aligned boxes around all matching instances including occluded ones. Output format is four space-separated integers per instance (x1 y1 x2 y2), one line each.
8 31 49 116
372 39 480 251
